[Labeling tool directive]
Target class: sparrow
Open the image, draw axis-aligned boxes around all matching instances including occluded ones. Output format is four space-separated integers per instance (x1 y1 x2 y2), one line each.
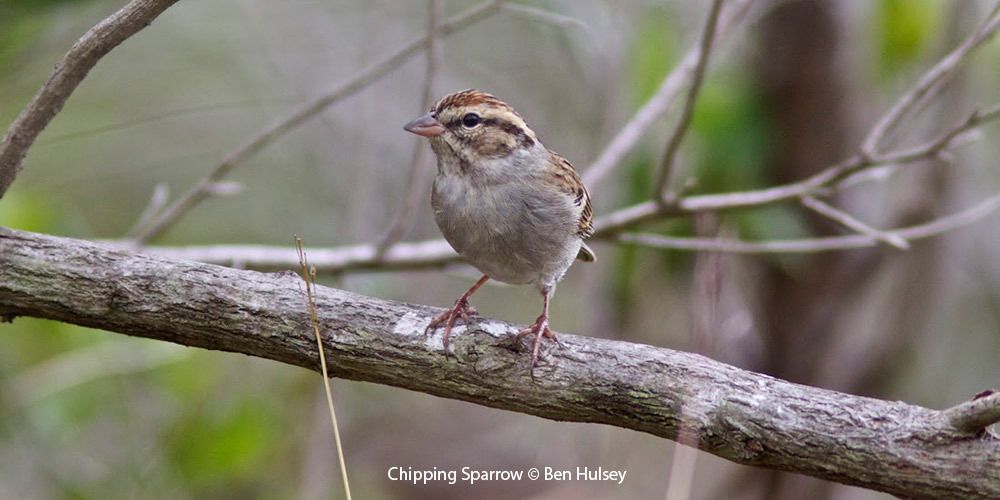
403 89 595 371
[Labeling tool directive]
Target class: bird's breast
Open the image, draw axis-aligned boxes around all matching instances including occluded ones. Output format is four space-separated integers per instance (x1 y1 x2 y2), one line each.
431 173 581 286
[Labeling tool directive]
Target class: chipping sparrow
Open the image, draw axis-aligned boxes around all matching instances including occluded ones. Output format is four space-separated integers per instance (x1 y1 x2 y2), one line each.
404 89 595 371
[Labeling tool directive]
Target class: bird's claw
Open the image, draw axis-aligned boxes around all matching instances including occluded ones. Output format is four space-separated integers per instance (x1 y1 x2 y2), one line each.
425 297 478 353
514 314 556 378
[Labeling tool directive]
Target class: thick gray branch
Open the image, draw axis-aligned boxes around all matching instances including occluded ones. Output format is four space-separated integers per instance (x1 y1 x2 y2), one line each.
0 227 996 499
0 0 180 198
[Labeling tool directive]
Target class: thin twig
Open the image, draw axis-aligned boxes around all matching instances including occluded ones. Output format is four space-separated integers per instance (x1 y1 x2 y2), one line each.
607 4 1000 227
375 0 443 258
501 3 590 31
860 1 1000 156
615 194 1000 254
582 0 754 189
800 195 911 250
38 99 291 145
0 0 181 199
125 183 170 238
943 390 1000 433
128 0 507 243
653 0 725 204
594 98 1000 236
872 103 1000 165
140 238 459 273
132 95 1000 272
105 2 1000 273
140 194 1000 269
295 238 352 500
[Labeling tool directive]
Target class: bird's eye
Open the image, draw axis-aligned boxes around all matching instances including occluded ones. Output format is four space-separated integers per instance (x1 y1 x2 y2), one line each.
462 113 481 128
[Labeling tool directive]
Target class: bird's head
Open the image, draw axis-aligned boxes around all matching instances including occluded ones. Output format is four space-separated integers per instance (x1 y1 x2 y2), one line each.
404 89 539 165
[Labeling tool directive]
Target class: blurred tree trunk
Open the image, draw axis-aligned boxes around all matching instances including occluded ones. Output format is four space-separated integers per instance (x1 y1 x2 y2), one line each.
817 0 975 397
754 1 858 498
756 0 853 385
752 2 973 499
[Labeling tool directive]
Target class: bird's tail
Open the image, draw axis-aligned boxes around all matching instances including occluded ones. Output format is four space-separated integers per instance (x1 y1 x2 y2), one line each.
577 242 596 262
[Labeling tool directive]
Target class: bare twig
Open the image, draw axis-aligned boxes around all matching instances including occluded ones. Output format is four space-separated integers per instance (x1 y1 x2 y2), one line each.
800 195 911 250
140 237 458 273
872 103 1000 165
295 238 352 500
594 4 1000 233
127 96 1000 272
653 0 725 203
943 390 1000 433
375 0 443 258
38 99 291 145
125 183 170 238
860 1 1000 156
594 99 1000 236
582 0 754 189
138 194 1000 269
0 0 180 199
501 3 589 31
41 0 997 279
128 0 507 243
615 194 1000 254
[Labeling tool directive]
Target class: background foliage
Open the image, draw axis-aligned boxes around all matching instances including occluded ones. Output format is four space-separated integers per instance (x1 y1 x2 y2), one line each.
1 1 998 498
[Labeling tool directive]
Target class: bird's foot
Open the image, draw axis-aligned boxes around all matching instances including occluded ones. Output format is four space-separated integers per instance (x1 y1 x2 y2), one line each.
425 296 478 352
515 313 557 377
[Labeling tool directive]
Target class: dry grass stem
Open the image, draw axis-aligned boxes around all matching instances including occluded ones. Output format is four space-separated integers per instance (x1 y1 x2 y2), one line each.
295 237 352 500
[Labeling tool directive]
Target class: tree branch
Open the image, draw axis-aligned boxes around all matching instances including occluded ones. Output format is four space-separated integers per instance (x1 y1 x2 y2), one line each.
499 3 590 32
582 0 754 189
134 193 1000 270
374 0 444 258
799 194 911 251
592 96 1000 236
592 0 1000 235
127 0 507 243
860 1 1000 156
943 390 1000 434
0 0 181 199
0 226 996 498
653 0 724 202
617 194 1000 253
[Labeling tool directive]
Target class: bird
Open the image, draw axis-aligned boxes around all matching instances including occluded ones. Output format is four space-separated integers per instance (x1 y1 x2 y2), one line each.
403 89 595 371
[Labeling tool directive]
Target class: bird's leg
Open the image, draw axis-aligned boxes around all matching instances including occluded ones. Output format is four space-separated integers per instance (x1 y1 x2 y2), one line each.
515 289 555 374
425 275 489 352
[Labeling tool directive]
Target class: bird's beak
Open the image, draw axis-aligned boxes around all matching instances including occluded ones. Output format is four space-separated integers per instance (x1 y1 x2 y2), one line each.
403 112 445 137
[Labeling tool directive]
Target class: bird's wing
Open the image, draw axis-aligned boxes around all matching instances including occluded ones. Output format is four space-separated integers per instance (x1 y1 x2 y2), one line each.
545 150 594 241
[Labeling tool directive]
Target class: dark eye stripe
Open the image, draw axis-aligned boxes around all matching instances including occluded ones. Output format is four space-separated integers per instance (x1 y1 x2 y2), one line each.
442 116 536 149
484 119 535 148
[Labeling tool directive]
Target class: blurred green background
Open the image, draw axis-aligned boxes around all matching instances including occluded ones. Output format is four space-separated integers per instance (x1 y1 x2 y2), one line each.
2 1 999 498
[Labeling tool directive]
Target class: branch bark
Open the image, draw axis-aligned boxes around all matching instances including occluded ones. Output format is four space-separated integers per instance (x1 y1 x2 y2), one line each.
0 0 180 199
1 227 996 499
